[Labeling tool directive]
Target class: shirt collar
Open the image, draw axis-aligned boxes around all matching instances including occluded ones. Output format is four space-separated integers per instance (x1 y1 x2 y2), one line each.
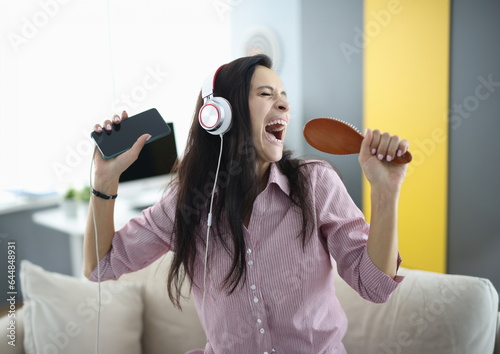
267 162 290 196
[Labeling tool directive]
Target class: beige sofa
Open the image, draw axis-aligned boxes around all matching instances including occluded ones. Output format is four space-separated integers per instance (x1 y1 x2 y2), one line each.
1 254 499 354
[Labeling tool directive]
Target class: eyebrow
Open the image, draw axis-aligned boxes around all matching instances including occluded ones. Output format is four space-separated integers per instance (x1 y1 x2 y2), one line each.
256 85 287 98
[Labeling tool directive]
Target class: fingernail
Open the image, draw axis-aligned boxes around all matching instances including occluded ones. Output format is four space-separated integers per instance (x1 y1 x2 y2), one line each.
106 124 112 130
96 126 102 132
146 135 152 141
371 148 376 155
114 116 120 123
378 154 384 161
397 149 402 157
386 155 392 162
364 128 368 135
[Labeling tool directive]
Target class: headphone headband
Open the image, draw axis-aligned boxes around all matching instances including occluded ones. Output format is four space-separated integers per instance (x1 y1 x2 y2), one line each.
201 65 226 99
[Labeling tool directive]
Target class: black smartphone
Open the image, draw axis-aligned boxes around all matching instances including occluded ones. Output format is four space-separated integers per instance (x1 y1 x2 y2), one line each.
90 108 171 159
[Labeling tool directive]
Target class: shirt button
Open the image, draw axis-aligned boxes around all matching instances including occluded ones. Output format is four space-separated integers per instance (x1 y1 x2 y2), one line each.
264 352 268 354
250 284 256 290
248 260 254 266
247 248 252 254
257 318 262 324
253 297 259 303
260 328 265 334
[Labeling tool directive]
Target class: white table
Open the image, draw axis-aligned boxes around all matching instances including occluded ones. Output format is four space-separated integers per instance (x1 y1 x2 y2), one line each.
32 190 163 277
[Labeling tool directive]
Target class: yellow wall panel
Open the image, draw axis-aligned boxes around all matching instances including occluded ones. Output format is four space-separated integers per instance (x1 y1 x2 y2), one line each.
363 0 450 273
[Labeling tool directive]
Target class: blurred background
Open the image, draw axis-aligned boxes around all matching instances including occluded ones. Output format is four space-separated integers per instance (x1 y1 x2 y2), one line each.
0 0 499 307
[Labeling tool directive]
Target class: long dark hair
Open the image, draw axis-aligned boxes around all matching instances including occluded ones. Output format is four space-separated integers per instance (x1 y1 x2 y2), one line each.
166 54 316 309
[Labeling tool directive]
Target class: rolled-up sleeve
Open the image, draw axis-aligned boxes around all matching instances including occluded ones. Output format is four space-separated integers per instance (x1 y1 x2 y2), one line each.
89 187 177 282
313 163 403 303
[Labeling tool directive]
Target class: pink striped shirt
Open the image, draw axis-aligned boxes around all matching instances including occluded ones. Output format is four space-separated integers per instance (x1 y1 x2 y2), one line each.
90 161 403 354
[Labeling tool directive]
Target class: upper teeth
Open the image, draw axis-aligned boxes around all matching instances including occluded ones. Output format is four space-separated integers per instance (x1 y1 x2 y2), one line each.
265 119 287 131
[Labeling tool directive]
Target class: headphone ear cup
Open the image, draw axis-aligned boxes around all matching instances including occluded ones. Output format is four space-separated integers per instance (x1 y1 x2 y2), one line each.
199 96 232 135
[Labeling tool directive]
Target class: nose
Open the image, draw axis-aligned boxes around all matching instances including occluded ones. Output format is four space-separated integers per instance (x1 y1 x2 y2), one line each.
276 97 290 112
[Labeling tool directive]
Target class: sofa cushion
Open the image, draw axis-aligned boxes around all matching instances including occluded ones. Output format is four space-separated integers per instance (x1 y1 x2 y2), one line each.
20 260 143 354
495 312 500 354
335 267 499 354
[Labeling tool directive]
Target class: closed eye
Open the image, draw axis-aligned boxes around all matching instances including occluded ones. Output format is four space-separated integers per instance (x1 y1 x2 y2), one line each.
255 85 288 101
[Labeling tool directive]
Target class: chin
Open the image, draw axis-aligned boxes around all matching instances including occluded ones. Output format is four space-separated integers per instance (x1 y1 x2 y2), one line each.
267 150 284 163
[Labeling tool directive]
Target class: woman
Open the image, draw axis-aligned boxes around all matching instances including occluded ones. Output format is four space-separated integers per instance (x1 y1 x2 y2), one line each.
84 54 408 353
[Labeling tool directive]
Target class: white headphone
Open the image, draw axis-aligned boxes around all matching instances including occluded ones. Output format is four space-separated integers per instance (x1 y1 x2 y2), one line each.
198 65 232 135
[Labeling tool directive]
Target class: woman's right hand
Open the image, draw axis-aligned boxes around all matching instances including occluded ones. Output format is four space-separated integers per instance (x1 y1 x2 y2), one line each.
92 111 151 184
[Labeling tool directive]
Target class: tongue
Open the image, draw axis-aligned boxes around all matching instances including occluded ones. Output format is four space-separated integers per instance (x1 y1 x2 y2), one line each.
265 130 281 143
265 123 282 132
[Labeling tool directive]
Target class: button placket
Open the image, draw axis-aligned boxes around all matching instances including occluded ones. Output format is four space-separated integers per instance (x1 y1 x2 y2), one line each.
246 222 272 348
247 247 255 290
246 244 260 309
246 245 268 341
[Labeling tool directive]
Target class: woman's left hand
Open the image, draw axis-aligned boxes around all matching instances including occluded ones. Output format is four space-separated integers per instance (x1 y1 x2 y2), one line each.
359 128 409 193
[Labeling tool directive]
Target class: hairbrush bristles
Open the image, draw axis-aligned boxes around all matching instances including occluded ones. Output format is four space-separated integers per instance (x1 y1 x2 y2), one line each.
325 117 361 134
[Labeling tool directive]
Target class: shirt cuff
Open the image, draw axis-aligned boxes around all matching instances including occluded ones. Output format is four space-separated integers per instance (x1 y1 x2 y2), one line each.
358 248 404 302
88 252 113 282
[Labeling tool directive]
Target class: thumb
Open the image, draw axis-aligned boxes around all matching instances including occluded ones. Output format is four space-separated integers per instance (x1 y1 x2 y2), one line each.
128 134 151 158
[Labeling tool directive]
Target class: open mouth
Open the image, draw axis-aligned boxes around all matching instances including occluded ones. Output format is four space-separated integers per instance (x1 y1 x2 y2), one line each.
265 119 287 143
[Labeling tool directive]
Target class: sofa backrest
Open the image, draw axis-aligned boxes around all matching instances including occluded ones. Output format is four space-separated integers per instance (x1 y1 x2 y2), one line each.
334 267 499 354
120 253 206 354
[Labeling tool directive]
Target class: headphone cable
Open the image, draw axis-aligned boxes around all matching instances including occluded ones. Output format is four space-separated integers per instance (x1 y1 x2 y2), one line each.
201 133 224 327
89 153 102 354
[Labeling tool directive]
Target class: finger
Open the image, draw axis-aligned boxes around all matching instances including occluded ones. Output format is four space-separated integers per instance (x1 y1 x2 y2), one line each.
94 123 103 133
370 129 382 156
386 135 401 162
375 132 391 161
360 128 373 158
397 139 410 158
112 114 121 124
359 128 375 165
103 119 113 131
121 110 128 120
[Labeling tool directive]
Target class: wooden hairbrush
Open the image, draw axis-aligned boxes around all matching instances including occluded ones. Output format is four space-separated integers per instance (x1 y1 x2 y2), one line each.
303 117 412 164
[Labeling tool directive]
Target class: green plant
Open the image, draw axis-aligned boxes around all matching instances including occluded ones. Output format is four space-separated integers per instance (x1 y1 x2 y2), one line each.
64 188 77 200
78 186 91 202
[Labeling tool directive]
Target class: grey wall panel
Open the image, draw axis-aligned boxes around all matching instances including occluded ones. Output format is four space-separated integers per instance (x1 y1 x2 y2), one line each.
448 0 500 292
301 0 364 206
0 205 72 307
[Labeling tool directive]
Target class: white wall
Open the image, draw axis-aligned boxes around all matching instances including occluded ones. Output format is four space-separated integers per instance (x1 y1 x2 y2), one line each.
0 0 230 194
229 0 305 156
